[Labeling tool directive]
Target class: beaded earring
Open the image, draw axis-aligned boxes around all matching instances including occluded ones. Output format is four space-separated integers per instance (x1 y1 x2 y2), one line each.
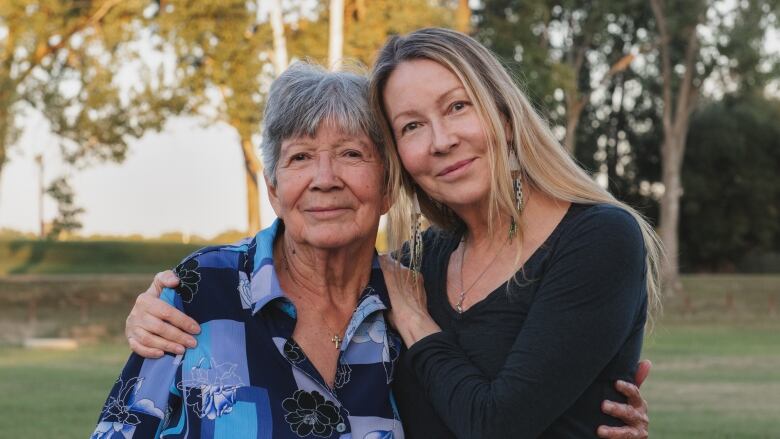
410 192 424 279
508 150 525 240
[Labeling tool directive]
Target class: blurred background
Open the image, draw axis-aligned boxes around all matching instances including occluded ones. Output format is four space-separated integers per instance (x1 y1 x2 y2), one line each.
1 0 778 437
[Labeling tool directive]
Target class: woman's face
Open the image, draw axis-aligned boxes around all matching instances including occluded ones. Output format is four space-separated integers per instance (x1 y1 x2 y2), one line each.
382 59 492 211
268 122 389 250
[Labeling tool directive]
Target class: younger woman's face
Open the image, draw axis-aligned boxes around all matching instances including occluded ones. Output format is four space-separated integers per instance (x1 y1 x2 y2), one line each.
382 59 493 212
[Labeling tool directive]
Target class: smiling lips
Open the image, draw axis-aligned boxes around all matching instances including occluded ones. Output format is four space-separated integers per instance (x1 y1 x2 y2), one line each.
437 158 475 177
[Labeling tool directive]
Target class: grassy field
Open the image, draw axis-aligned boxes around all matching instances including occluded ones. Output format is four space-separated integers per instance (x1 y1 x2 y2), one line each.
641 324 780 438
0 240 203 275
0 274 778 438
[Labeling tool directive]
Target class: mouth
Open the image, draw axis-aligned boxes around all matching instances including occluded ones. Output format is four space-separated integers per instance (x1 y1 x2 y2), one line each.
437 158 476 177
304 207 350 218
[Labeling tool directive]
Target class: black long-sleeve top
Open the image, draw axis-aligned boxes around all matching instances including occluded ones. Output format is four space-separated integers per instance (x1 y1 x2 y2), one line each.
393 203 648 438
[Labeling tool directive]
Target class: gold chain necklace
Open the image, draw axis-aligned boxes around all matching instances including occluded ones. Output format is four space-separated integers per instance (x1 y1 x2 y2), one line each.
455 236 509 313
286 282 352 350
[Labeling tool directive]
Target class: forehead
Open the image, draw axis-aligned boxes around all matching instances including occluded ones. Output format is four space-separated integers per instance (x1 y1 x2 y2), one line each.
399 59 460 85
384 59 466 109
282 122 374 149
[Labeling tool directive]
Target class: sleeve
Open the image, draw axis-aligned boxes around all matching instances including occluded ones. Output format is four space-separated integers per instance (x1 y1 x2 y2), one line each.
405 207 647 438
91 287 184 439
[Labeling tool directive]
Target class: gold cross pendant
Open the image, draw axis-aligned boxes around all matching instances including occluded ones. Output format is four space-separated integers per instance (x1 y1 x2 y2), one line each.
331 334 342 350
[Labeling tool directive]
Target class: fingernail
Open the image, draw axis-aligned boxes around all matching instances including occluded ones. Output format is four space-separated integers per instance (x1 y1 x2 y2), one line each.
175 345 185 355
616 380 627 387
603 401 614 410
189 324 200 333
186 337 197 348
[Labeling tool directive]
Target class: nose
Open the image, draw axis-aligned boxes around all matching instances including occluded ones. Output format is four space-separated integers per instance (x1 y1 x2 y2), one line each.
430 118 458 154
310 153 343 191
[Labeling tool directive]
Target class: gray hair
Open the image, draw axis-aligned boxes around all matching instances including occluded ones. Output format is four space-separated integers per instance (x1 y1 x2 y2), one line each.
260 62 384 185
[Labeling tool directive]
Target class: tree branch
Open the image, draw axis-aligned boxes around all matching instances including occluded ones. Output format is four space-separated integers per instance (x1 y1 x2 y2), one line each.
15 0 123 87
650 0 673 132
674 23 701 133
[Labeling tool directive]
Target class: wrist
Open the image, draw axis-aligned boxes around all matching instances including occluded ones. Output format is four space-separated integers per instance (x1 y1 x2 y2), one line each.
395 310 440 347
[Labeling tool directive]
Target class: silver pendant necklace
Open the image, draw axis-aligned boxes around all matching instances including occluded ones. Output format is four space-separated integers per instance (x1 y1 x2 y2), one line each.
455 236 508 313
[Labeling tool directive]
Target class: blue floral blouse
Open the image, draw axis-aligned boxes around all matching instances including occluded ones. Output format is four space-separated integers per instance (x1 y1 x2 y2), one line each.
92 220 403 439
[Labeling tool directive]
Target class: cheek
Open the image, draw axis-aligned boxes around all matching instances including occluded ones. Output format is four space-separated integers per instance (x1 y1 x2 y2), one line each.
357 171 388 208
275 177 308 211
396 142 427 180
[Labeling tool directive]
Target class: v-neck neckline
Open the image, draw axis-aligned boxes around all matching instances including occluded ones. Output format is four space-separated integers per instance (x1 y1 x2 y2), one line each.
437 203 581 318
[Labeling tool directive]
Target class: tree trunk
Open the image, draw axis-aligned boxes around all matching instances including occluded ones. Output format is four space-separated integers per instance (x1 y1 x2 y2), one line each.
240 135 262 233
563 98 585 153
456 0 471 34
650 0 700 293
659 137 683 291
268 0 288 76
0 105 9 211
328 0 344 70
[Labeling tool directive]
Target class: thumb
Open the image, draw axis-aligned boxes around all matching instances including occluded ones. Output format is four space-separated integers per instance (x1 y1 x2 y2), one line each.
150 270 180 296
634 359 652 388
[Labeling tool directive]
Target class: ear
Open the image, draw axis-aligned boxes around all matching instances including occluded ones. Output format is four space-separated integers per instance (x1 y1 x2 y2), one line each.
503 116 513 145
380 192 392 215
265 173 282 217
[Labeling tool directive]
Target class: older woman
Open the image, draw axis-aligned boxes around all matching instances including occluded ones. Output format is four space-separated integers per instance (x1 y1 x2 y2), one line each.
92 63 403 438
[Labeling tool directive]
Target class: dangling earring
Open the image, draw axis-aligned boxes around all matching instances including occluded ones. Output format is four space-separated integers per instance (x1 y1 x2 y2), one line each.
508 150 524 240
410 192 424 279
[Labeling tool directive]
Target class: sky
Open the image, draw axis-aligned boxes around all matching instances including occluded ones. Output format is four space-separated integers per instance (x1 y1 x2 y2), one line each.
0 111 277 238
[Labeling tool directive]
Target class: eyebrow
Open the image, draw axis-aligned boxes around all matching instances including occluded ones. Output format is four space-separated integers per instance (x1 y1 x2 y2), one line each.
391 86 468 126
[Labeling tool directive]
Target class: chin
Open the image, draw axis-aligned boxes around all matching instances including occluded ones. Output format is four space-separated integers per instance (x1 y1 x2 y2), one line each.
437 187 490 209
302 225 375 250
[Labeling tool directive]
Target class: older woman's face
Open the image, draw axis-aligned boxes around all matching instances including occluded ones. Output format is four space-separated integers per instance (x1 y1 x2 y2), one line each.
268 122 389 250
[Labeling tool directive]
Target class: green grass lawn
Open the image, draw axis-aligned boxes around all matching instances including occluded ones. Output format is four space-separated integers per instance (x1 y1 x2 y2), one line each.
1 274 779 438
642 323 780 438
0 344 130 438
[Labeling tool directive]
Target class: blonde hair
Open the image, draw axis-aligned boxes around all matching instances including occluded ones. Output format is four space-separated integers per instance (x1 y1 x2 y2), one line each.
369 27 663 322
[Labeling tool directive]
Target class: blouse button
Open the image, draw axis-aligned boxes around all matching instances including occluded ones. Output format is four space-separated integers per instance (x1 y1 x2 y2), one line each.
336 422 346 433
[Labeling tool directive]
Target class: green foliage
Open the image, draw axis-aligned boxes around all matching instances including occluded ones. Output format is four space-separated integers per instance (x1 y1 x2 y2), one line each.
284 0 454 68
0 0 179 180
680 95 780 271
152 0 271 139
474 0 648 118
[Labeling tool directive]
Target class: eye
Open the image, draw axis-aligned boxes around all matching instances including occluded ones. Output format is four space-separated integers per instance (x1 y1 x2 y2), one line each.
290 152 310 162
342 149 363 159
450 101 469 113
401 121 420 135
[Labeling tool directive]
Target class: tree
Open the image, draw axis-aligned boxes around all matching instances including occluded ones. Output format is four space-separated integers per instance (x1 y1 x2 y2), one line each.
151 0 272 233
286 0 454 67
0 0 175 210
45 176 85 239
648 0 779 288
474 0 640 153
571 5 661 207
680 95 780 272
